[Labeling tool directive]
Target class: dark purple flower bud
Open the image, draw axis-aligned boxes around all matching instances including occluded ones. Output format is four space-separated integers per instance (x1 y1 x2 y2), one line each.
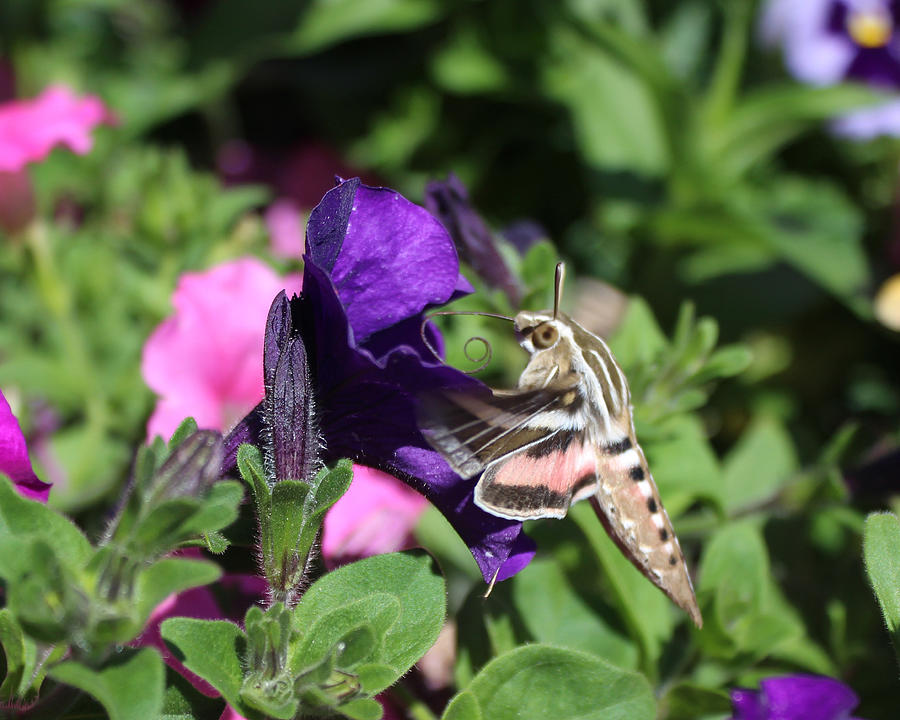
225 178 537 584
425 173 522 306
731 674 863 720
262 291 319 484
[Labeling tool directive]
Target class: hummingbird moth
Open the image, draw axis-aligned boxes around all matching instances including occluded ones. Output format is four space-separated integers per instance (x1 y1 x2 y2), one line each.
419 264 702 627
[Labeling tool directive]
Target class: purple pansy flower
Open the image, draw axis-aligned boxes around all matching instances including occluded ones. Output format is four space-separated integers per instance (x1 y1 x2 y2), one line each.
731 674 864 720
761 0 900 137
0 389 51 502
225 177 536 583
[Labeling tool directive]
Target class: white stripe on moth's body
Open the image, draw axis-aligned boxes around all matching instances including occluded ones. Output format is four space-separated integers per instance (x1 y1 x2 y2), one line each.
613 448 640 468
652 514 665 528
636 480 653 498
523 315 616 435
588 348 621 411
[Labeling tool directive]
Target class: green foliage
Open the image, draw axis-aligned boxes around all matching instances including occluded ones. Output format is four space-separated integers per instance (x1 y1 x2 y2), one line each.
4 0 900 716
0 427 241 709
863 513 900 668
162 551 446 720
49 649 164 720
443 644 656 720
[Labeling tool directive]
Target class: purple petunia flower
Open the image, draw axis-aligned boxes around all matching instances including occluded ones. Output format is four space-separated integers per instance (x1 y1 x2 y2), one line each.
731 674 864 720
0 389 51 502
761 0 900 137
224 178 536 584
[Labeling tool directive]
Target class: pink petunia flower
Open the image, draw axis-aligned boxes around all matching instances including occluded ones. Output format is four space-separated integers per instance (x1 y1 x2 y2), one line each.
323 465 428 562
142 257 302 440
0 388 51 502
0 84 114 172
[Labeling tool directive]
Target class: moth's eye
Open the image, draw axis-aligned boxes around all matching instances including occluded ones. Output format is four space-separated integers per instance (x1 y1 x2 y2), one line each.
532 323 559 349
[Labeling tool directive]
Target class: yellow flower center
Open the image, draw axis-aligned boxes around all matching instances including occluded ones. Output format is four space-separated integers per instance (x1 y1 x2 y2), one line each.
848 9 893 48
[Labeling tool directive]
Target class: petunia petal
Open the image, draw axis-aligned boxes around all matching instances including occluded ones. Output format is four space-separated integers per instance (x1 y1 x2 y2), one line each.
759 674 859 720
0 85 114 172
0 389 51 502
306 179 465 343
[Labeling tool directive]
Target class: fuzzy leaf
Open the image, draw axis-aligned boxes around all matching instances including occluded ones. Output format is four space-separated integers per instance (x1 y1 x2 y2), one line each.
292 551 445 692
134 558 222 628
0 476 92 571
864 513 900 636
0 609 34 702
49 649 164 720
443 644 656 720
161 618 247 712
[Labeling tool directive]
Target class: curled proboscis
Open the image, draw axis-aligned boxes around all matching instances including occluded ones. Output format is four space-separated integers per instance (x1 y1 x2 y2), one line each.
419 310 514 375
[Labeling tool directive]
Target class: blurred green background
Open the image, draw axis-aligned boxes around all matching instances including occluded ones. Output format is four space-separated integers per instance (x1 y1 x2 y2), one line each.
3 1 900 717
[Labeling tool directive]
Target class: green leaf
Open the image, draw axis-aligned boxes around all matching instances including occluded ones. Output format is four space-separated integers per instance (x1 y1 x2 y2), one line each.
238 443 271 527
161 618 246 711
444 644 656 720
660 681 731 720
297 460 354 555
292 551 445 692
161 666 226 720
338 697 383 720
0 476 92 571
134 558 222 628
443 691 483 720
542 25 668 175
510 559 638 669
288 0 445 55
6 539 87 643
863 513 900 651
711 83 888 176
50 649 164 720
0 609 35 702
722 416 798 513
644 414 723 514
569 502 673 671
608 296 668 369
166 417 200 451
182 480 244 536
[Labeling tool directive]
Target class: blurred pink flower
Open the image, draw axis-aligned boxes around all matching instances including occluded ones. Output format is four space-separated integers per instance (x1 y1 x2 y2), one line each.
0 389 51 502
264 198 305 258
0 85 114 172
323 465 428 561
142 257 302 440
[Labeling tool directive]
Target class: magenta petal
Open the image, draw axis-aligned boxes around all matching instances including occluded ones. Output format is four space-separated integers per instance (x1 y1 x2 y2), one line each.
142 258 301 440
731 674 861 720
322 465 428 560
0 389 51 502
306 179 464 342
730 688 765 720
0 85 114 172
759 675 859 720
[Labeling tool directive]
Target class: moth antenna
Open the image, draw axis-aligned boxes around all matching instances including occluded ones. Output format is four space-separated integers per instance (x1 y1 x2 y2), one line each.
419 310 514 375
554 262 566 320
